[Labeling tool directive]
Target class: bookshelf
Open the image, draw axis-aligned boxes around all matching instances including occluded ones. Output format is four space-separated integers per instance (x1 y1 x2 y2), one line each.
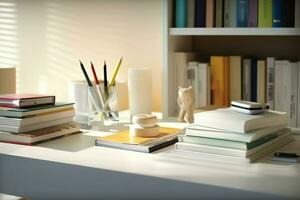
161 0 300 121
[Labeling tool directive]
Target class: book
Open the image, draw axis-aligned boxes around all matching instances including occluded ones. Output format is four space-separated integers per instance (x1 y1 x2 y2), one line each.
229 56 242 101
187 0 196 27
215 0 224 27
210 56 230 106
0 109 74 127
250 59 257 102
274 60 288 112
176 130 291 158
298 62 300 128
179 131 278 150
282 0 295 27
224 0 237 27
236 0 249 27
175 133 293 162
198 63 210 107
185 124 287 142
195 0 206 27
187 62 200 107
272 0 283 27
0 122 80 145
258 0 272 27
194 108 287 133
248 0 258 27
95 127 182 153
0 102 74 118
242 59 251 101
205 0 214 27
175 0 187 27
257 60 266 103
266 57 275 110
0 94 55 108
296 0 300 27
0 117 74 133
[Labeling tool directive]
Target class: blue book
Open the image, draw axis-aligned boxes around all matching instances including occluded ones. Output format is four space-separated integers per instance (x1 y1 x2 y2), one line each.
175 0 187 27
250 59 257 102
195 0 206 27
236 0 249 27
272 0 284 27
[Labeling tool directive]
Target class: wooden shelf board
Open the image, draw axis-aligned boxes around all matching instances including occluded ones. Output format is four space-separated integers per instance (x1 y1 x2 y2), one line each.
169 28 300 36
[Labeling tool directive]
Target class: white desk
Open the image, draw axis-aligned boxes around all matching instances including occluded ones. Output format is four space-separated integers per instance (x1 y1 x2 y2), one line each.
0 114 300 199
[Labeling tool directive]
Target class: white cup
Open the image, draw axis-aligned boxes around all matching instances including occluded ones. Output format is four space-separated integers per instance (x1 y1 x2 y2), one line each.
128 68 152 117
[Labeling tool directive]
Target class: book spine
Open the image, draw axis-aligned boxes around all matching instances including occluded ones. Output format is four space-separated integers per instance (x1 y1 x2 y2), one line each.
274 61 283 111
175 0 187 27
248 0 258 27
258 0 272 27
215 0 224 27
224 0 237 27
224 57 230 106
242 59 251 101
187 62 200 107
198 64 210 106
250 59 257 102
236 0 249 27
289 63 298 127
272 0 283 27
195 0 206 27
257 60 266 103
187 0 196 27
229 56 242 101
298 62 300 128
266 57 275 110
206 0 215 27
282 0 295 27
296 0 300 27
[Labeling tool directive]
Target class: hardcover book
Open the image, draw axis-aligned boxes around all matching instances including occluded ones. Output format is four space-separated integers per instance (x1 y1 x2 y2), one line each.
248 0 258 27
258 0 272 27
175 0 187 27
229 56 242 101
236 0 249 27
205 0 214 27
195 0 206 27
224 0 237 27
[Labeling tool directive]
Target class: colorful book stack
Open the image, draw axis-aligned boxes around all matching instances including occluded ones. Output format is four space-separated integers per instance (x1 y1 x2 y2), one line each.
174 0 299 28
0 94 80 145
176 108 293 163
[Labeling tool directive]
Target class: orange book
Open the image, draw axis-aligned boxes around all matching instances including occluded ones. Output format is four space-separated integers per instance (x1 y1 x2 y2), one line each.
210 56 230 106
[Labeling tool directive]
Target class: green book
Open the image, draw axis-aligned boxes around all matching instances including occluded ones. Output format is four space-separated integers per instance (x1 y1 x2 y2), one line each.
258 0 272 27
179 132 278 150
0 102 74 118
215 0 224 27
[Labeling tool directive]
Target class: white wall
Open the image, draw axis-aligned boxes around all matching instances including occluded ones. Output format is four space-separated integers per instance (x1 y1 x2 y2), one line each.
0 0 162 111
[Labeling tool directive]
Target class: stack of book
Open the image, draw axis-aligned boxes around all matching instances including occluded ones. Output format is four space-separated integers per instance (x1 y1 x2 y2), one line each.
0 94 80 145
176 108 293 162
174 0 299 28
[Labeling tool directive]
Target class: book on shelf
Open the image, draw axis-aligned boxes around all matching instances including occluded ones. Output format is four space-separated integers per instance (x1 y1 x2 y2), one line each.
195 0 206 27
248 0 258 27
210 56 230 106
0 93 55 108
0 108 74 127
266 57 275 110
272 0 295 27
298 62 300 128
205 0 214 27
95 127 182 153
296 0 300 27
224 0 237 27
257 60 266 103
0 102 74 118
188 62 200 107
242 58 251 101
0 122 80 145
179 129 280 150
187 0 196 27
175 0 187 27
258 0 272 27
215 0 224 27
229 56 242 101
185 124 287 143
236 0 249 27
194 108 287 133
250 59 257 102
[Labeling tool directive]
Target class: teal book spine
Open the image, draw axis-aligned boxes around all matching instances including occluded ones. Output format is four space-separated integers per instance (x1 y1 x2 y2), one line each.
175 0 187 27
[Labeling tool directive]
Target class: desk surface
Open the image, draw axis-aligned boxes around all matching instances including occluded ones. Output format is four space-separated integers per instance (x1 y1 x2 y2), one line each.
0 113 300 199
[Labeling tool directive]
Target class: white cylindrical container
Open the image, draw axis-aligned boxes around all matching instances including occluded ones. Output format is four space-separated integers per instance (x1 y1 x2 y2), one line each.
128 68 152 117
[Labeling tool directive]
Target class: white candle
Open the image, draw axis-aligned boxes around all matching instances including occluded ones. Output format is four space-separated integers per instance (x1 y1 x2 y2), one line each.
128 68 152 117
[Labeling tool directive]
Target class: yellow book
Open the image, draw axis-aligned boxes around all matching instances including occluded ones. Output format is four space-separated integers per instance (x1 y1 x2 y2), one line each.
95 127 182 153
210 56 230 106
229 56 242 101
257 60 266 103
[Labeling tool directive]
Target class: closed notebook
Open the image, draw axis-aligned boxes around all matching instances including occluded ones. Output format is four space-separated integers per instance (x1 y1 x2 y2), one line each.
210 56 230 106
194 108 287 133
0 93 55 108
95 127 181 153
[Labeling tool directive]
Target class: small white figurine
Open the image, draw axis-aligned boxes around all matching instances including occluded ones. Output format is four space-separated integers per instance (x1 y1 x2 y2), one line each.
177 86 194 123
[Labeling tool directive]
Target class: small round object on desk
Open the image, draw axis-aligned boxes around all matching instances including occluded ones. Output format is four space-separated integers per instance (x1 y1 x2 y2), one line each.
132 114 158 128
130 124 160 137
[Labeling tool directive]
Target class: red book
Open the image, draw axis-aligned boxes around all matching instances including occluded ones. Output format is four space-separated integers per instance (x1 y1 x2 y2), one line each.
0 93 55 108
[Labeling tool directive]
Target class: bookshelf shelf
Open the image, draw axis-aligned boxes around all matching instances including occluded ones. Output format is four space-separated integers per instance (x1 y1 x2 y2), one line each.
170 28 300 36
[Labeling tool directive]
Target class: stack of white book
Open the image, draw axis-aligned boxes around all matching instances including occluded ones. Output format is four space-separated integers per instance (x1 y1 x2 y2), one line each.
176 108 293 163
